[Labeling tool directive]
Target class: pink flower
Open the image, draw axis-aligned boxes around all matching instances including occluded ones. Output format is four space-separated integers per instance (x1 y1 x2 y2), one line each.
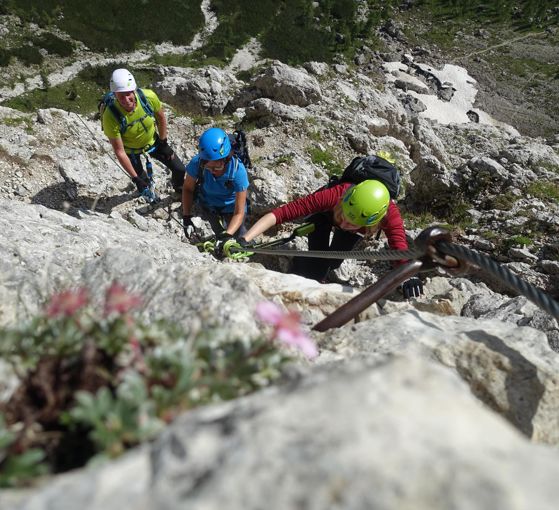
46 288 89 318
104 282 142 316
255 301 318 360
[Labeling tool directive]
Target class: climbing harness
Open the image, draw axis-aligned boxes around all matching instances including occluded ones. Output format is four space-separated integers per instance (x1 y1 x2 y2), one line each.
130 147 160 204
227 225 559 329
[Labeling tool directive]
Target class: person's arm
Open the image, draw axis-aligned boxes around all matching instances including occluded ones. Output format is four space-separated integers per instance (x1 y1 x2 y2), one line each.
155 107 168 141
226 190 247 235
182 174 197 216
243 212 278 242
381 201 408 265
243 185 347 242
109 137 137 178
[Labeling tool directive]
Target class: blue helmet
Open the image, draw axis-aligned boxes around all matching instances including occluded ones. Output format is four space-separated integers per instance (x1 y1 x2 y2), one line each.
198 127 231 161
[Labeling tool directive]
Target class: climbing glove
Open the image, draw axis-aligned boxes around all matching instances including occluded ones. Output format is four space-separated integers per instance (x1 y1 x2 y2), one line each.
182 215 196 239
158 137 174 160
132 175 149 193
401 277 423 300
238 237 255 249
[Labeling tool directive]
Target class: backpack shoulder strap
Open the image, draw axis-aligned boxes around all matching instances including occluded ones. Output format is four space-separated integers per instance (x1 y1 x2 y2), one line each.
230 156 239 179
101 92 127 135
136 88 154 118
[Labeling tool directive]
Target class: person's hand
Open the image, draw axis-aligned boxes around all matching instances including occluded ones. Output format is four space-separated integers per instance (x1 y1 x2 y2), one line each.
238 237 255 249
214 231 234 257
132 176 149 193
216 230 233 241
182 215 196 239
158 137 173 159
401 277 423 299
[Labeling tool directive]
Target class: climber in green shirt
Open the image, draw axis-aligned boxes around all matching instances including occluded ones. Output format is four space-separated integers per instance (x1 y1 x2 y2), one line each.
102 68 185 197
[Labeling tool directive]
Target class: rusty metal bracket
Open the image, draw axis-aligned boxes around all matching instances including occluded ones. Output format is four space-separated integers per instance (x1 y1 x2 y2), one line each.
312 259 423 332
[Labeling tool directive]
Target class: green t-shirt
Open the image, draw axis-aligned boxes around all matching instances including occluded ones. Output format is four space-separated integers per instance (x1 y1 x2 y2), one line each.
102 89 161 152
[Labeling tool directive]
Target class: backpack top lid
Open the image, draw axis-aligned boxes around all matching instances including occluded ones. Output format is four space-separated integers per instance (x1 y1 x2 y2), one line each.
338 154 400 200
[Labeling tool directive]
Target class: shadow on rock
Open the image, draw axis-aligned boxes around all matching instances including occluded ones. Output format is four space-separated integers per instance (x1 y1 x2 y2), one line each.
460 330 545 439
31 182 75 211
31 182 135 215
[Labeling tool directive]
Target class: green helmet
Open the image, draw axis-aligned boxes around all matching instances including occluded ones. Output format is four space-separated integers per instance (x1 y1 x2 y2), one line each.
341 180 390 227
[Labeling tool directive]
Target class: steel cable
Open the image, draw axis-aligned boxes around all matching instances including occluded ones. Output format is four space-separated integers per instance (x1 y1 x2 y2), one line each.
243 245 424 261
437 241 559 321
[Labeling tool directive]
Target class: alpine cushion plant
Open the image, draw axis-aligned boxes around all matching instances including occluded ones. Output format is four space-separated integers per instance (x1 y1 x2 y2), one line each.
0 284 295 486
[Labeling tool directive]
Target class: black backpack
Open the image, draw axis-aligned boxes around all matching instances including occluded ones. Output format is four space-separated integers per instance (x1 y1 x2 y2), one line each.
228 129 252 169
327 154 400 199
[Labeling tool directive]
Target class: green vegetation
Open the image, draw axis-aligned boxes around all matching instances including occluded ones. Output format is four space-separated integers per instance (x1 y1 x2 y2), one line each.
0 415 48 487
2 0 204 52
504 56 558 79
4 64 160 115
182 0 399 66
0 284 293 485
526 181 559 202
274 154 295 166
403 197 473 231
1 116 34 133
445 199 474 229
404 210 438 230
307 129 323 142
3 0 557 119
308 146 344 176
2 0 401 67
0 28 71 68
196 0 278 63
502 234 533 252
0 45 43 66
484 191 518 211
401 0 559 51
416 0 558 30
191 115 215 126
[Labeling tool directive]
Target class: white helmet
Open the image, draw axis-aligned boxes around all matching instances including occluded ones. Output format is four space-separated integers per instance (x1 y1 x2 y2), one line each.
109 68 136 92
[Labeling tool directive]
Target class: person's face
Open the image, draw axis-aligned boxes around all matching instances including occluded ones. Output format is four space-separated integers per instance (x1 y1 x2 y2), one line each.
204 158 227 177
115 90 136 112
334 202 361 231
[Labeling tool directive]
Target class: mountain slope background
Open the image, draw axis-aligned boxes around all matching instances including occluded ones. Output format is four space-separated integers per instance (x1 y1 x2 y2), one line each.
1 0 558 137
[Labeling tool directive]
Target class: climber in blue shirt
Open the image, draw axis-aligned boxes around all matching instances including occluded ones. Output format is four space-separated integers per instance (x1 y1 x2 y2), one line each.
182 127 249 243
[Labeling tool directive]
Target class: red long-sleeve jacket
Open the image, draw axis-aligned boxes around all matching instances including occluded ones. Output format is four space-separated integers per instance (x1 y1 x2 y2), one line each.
271 182 409 254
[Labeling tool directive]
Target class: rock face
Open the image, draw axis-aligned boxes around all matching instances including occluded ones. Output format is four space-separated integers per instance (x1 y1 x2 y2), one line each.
154 66 243 115
6 354 559 510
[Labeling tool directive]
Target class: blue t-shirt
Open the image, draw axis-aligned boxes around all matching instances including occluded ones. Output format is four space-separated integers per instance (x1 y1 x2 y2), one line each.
185 154 249 213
